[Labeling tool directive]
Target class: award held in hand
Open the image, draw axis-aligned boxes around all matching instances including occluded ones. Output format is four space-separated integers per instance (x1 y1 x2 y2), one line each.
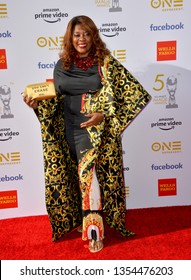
25 81 56 100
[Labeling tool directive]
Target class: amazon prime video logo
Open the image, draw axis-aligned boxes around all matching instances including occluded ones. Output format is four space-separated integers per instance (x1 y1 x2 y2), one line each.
151 117 182 131
99 22 126 37
0 127 19 141
34 8 68 23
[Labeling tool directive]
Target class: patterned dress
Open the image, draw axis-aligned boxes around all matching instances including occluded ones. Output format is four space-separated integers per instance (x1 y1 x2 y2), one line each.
54 60 105 241
34 54 151 242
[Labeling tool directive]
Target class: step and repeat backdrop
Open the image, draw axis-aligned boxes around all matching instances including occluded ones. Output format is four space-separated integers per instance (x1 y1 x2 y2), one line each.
0 0 191 219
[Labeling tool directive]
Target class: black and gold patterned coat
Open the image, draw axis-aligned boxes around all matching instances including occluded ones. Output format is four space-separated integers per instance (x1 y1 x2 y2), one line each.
35 55 151 241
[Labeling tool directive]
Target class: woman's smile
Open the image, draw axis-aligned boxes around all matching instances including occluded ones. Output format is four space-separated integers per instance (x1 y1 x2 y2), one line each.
73 24 93 57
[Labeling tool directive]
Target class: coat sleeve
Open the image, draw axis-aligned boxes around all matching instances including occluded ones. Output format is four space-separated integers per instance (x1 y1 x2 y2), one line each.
100 55 152 136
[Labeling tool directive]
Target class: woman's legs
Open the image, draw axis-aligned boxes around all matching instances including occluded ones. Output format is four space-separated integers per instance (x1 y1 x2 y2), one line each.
64 94 104 252
75 132 104 252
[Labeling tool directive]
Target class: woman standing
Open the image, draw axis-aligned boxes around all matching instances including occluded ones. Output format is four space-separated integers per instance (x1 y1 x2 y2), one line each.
23 15 151 253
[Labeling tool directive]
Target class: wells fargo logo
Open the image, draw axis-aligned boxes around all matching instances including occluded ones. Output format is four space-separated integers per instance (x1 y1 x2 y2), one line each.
37 36 63 50
158 178 177 196
152 141 181 154
0 49 7 69
0 190 18 209
0 3 8 18
157 40 176 61
151 0 183 11
0 152 20 165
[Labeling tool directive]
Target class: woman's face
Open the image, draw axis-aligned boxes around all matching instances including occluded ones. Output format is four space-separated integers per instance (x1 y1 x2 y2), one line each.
72 24 93 57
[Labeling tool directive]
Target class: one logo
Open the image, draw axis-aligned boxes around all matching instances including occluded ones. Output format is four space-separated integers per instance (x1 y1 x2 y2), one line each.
125 186 130 197
158 178 177 196
0 190 18 209
157 40 177 61
99 22 126 37
34 8 68 23
0 152 20 165
166 75 178 108
0 85 14 118
0 3 8 18
37 36 63 50
112 49 126 62
151 163 183 171
152 141 182 154
109 0 122 12
150 0 184 11
0 49 7 69
0 128 19 141
150 22 184 31
151 117 182 130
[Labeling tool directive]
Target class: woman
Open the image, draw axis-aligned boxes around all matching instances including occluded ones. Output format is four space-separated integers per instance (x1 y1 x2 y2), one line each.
23 15 151 253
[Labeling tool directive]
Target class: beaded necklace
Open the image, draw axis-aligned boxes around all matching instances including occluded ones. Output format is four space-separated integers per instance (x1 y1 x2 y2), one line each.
73 52 95 71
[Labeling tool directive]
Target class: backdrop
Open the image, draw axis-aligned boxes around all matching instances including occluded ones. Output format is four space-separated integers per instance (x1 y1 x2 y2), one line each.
0 0 191 219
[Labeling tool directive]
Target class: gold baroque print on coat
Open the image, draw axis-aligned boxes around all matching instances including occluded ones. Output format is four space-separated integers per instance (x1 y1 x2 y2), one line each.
34 54 151 241
35 96 82 241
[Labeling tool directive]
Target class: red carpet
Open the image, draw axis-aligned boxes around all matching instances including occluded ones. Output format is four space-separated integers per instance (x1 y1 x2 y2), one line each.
0 205 191 260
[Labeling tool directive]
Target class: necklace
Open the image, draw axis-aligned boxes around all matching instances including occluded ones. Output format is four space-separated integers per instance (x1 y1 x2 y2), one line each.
73 53 94 71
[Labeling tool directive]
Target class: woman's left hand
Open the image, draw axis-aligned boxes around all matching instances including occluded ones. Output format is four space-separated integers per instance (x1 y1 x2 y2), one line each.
80 112 104 128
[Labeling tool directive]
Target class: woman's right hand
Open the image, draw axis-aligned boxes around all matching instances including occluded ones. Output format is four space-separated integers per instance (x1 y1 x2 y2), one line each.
22 93 38 109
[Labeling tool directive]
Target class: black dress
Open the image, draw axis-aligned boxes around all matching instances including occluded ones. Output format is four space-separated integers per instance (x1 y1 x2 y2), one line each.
54 59 105 242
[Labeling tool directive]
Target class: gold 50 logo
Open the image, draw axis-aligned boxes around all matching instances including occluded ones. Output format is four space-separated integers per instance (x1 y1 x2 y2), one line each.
153 74 166 91
152 73 179 108
152 74 168 105
37 36 64 50
152 74 178 91
151 0 183 11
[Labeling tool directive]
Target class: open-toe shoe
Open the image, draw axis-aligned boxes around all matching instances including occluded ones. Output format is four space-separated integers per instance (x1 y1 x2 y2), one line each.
89 240 103 253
